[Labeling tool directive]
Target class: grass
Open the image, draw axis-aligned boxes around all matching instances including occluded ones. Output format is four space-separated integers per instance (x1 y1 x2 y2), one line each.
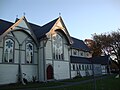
52 75 120 90
0 74 120 90
41 75 120 90
0 82 64 90
95 75 120 90
61 76 93 82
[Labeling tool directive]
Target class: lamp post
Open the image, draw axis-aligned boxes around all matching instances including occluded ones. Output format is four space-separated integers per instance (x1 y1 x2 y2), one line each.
91 60 96 90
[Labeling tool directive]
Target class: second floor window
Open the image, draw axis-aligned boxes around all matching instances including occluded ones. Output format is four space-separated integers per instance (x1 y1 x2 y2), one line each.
52 33 63 60
73 50 77 55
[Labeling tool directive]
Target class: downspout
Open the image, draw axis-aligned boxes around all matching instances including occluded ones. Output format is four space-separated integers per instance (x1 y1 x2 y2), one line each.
11 31 29 84
18 44 23 83
43 44 46 81
37 47 40 81
18 42 27 84
91 60 96 90
69 46 71 79
11 31 23 83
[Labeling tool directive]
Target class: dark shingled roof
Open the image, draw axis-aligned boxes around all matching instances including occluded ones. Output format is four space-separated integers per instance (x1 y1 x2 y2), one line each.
32 18 58 39
29 23 41 38
70 56 91 64
71 55 109 65
71 37 90 51
0 17 58 40
92 55 109 65
0 19 13 35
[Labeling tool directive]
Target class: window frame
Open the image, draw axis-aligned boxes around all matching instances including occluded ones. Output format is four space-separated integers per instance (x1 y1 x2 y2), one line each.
3 38 15 63
52 33 64 60
25 42 34 64
73 64 75 71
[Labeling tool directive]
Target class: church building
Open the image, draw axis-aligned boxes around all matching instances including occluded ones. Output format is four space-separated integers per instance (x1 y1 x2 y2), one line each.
0 16 108 85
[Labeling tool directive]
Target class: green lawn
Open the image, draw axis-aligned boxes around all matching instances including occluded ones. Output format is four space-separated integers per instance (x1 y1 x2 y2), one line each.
0 82 64 90
55 75 120 90
0 74 120 90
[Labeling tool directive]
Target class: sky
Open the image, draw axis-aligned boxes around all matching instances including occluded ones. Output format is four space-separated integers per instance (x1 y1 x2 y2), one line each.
1 0 120 40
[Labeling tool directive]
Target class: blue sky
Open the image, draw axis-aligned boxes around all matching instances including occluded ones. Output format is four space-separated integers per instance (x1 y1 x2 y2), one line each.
1 0 120 40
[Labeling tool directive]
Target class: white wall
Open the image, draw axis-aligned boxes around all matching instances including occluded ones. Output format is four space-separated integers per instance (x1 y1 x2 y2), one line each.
54 61 70 80
71 63 93 78
0 39 3 47
64 44 69 61
22 65 38 82
46 60 52 65
0 31 38 85
38 40 45 81
0 48 3 63
0 64 18 85
71 71 77 78
45 40 52 60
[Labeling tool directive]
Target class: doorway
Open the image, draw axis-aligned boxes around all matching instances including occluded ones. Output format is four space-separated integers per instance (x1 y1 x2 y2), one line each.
46 65 53 80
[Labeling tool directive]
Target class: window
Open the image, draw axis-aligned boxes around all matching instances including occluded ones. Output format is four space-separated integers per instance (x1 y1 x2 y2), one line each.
76 65 79 70
87 65 89 70
73 50 77 55
79 64 81 70
90 65 93 70
82 65 84 70
81 52 83 56
73 64 75 70
26 43 33 63
52 34 63 60
86 53 89 56
3 39 14 63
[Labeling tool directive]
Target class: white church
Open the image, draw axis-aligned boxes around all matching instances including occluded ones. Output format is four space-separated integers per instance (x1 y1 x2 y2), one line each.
0 16 109 85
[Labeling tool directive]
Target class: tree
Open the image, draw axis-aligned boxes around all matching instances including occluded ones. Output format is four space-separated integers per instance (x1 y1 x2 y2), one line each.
92 30 120 74
84 39 102 57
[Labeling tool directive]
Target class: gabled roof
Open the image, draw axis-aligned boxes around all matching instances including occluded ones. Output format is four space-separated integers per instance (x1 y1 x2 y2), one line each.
92 55 109 65
32 18 59 39
0 17 39 46
70 56 92 64
0 17 58 42
71 37 90 51
14 18 42 39
29 22 41 38
0 19 13 35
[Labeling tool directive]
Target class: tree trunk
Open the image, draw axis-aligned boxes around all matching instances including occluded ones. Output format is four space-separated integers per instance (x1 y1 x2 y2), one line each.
118 60 120 75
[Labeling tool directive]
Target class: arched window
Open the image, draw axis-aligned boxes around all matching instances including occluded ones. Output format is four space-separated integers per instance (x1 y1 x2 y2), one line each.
52 33 63 60
3 38 14 63
26 43 33 63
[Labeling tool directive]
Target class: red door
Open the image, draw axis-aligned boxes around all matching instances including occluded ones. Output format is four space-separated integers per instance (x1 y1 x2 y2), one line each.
47 65 53 80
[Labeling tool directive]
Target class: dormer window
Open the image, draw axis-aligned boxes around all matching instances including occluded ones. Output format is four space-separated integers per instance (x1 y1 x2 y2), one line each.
52 33 63 60
73 50 77 55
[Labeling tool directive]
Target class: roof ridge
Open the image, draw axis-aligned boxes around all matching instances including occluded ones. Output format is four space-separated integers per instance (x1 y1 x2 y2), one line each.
71 36 82 41
14 18 41 28
41 17 59 27
29 22 41 27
